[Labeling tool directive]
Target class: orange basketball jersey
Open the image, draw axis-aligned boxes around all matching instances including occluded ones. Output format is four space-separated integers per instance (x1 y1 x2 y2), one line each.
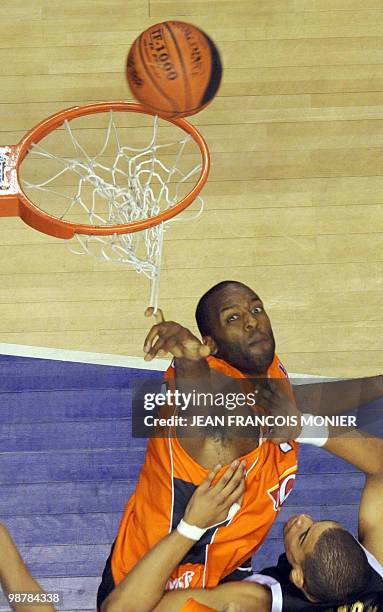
111 355 298 589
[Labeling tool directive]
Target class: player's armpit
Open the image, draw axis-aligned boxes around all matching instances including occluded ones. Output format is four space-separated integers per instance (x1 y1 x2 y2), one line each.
358 473 383 566
152 581 271 612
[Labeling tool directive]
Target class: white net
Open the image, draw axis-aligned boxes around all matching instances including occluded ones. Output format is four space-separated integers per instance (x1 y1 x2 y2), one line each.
20 109 205 308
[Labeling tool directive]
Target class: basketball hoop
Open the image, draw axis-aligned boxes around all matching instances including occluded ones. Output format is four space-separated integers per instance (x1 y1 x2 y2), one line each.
0 102 210 309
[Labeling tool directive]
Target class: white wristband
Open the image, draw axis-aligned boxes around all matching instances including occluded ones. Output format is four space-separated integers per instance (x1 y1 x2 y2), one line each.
177 503 241 541
177 519 208 541
296 414 329 447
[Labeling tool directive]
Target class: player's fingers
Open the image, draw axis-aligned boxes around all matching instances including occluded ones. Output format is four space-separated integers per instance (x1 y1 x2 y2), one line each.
256 388 272 410
259 380 280 406
144 336 167 361
199 464 221 491
143 323 167 353
213 460 240 493
226 476 246 505
144 307 165 323
262 380 273 396
199 344 211 358
181 338 210 360
268 378 287 399
143 325 160 353
221 461 246 497
267 379 278 393
163 335 191 359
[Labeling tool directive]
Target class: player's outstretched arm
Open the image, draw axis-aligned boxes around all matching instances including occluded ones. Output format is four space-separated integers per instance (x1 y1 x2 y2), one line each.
320 424 383 566
101 461 249 612
317 426 383 565
0 523 56 612
358 471 383 565
257 380 383 565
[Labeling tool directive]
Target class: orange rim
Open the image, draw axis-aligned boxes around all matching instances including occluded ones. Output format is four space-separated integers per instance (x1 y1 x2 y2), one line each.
5 102 210 239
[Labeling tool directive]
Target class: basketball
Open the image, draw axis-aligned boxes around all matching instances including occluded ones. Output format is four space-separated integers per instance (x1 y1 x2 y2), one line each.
126 21 222 118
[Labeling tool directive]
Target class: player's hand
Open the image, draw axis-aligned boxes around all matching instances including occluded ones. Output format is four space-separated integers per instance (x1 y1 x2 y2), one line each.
143 307 211 362
183 460 246 529
255 379 302 445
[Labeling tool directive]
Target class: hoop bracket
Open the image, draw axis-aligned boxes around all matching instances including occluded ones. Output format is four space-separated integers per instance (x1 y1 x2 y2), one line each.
0 146 20 216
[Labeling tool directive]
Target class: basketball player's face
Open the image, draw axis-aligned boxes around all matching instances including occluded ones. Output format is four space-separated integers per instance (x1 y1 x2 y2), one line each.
209 285 275 374
283 513 341 566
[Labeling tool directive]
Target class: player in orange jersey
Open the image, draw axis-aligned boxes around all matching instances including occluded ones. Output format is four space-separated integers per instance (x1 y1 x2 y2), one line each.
97 281 299 607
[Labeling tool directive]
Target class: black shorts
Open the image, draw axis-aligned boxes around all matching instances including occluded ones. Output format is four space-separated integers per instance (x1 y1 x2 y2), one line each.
97 543 116 610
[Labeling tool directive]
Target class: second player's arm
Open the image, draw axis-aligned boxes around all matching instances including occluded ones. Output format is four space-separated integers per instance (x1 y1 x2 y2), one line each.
357 471 383 566
100 528 195 612
316 428 383 565
258 381 383 565
0 524 56 612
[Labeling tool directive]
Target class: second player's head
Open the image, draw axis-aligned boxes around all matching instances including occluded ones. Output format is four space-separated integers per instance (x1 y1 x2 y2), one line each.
195 281 275 374
283 513 373 604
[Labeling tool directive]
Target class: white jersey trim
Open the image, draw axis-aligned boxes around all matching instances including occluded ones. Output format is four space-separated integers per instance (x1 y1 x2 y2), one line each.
244 573 283 612
360 543 383 578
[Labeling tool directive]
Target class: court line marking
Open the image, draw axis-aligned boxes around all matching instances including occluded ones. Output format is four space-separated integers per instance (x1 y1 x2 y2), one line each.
0 342 329 379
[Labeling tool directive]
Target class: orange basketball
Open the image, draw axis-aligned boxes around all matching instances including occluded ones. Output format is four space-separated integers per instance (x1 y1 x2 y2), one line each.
126 21 222 118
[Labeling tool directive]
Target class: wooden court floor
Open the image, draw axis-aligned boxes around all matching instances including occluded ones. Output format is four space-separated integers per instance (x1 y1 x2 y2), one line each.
1 0 383 376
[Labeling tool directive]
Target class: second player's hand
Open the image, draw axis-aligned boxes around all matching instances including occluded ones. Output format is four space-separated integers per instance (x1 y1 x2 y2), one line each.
184 460 246 529
256 379 302 444
143 307 211 362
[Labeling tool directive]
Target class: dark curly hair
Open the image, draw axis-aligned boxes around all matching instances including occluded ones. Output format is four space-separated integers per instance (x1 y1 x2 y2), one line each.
302 528 373 604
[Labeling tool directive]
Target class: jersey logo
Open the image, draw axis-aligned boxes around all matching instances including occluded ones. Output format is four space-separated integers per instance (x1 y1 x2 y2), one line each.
166 570 195 590
267 467 297 511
